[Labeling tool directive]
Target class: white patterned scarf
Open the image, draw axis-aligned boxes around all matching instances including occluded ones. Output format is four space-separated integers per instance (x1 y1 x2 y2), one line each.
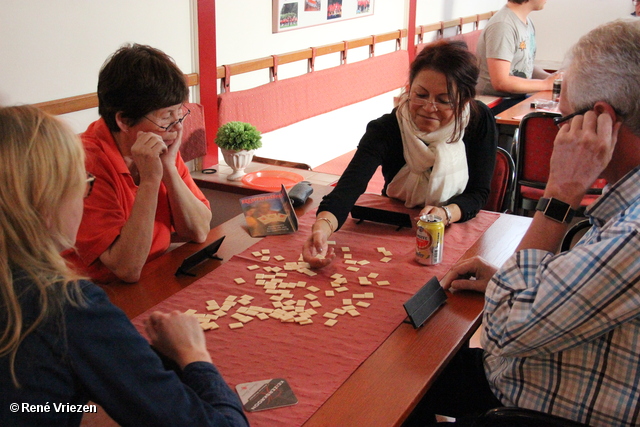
386 95 470 208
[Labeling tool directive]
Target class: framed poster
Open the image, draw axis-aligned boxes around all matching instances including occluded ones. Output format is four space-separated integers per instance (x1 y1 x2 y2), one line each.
273 0 374 33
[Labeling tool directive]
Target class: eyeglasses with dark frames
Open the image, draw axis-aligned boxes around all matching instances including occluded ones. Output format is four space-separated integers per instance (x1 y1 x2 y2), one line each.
85 173 96 198
409 92 454 112
143 105 191 132
553 107 591 129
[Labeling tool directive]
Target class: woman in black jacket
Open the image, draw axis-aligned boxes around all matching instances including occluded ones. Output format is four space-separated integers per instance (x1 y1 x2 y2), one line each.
303 39 498 268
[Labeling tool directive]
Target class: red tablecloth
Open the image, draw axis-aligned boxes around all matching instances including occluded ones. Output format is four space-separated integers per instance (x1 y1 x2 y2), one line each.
132 196 498 426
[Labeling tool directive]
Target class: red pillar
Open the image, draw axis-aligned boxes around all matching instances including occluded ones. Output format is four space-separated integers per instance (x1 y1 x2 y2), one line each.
407 0 417 63
197 0 218 168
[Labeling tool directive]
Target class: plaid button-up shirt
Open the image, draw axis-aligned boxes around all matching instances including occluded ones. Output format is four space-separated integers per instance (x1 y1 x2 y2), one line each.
483 165 640 426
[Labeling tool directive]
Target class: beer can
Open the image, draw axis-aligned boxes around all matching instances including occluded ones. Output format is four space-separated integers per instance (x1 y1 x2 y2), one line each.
415 214 444 265
552 78 562 102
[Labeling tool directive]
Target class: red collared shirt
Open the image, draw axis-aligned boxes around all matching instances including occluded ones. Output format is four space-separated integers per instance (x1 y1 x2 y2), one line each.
67 118 210 283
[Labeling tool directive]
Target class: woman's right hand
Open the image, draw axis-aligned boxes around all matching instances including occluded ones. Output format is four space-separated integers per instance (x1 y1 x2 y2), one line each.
302 231 335 269
302 216 337 268
132 131 166 184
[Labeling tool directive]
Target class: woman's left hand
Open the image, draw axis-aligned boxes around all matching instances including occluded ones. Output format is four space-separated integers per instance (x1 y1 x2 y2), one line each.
418 204 459 225
160 128 182 171
419 205 446 221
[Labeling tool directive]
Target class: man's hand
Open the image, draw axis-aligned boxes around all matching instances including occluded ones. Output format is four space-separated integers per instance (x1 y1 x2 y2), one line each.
547 109 621 205
440 256 498 293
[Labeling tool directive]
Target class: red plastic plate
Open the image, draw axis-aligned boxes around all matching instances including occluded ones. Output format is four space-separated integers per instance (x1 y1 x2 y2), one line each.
241 170 304 192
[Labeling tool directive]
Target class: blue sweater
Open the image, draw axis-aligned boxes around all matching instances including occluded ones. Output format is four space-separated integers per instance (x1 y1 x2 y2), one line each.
1 273 249 427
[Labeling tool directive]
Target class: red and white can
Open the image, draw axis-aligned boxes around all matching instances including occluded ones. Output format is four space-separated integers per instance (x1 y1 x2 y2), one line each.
415 214 444 265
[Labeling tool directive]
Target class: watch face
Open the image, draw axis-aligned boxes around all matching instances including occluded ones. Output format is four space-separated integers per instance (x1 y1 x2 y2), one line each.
538 198 575 223
547 198 570 218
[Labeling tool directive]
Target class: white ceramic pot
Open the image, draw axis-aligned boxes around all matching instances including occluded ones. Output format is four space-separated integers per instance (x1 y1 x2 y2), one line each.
220 148 256 181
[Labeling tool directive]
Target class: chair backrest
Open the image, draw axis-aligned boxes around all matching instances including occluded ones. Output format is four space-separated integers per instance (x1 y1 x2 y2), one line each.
180 102 207 163
448 29 483 54
516 111 560 187
514 112 607 213
513 111 560 212
560 219 592 252
475 407 589 427
484 146 515 213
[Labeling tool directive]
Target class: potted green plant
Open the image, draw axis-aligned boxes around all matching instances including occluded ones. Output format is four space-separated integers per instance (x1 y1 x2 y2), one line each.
215 121 262 181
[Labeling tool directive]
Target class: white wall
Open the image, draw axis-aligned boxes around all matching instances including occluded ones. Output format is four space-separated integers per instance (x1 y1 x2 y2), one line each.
535 0 633 68
416 0 504 32
216 0 406 65
0 0 195 133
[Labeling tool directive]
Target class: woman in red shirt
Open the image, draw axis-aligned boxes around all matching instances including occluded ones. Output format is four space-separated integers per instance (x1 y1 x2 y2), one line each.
69 44 212 283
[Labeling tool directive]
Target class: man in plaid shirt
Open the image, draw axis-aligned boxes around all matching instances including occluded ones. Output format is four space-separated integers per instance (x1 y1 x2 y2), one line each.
404 18 640 427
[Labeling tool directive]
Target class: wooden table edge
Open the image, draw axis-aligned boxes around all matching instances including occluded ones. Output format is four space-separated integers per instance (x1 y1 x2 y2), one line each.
495 90 553 126
303 213 531 427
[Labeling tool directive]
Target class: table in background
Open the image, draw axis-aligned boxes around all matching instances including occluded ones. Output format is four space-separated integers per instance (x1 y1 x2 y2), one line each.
495 90 554 127
476 95 502 110
191 162 341 230
192 162 339 196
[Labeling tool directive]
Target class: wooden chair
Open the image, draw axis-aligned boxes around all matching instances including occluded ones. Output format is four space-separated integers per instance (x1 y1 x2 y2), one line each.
560 218 592 252
180 102 208 163
484 147 515 213
514 112 605 216
475 407 590 426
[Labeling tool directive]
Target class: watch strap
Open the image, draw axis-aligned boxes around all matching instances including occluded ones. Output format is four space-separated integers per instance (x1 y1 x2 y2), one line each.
536 197 576 224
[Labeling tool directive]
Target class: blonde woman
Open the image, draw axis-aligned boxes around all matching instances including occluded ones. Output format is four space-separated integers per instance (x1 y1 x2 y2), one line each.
0 105 247 427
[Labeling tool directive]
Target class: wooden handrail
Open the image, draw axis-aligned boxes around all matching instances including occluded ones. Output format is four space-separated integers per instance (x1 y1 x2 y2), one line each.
34 94 100 116
33 73 200 115
417 22 442 35
441 18 460 30
416 10 494 38
460 15 478 26
215 30 406 79
214 10 494 82
478 11 495 21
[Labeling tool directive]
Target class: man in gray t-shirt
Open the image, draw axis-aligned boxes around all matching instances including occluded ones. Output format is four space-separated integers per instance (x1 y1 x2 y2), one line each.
476 0 555 104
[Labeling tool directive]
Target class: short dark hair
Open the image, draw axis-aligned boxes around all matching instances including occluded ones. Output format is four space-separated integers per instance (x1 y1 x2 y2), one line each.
508 0 529 4
410 39 479 141
97 44 189 133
